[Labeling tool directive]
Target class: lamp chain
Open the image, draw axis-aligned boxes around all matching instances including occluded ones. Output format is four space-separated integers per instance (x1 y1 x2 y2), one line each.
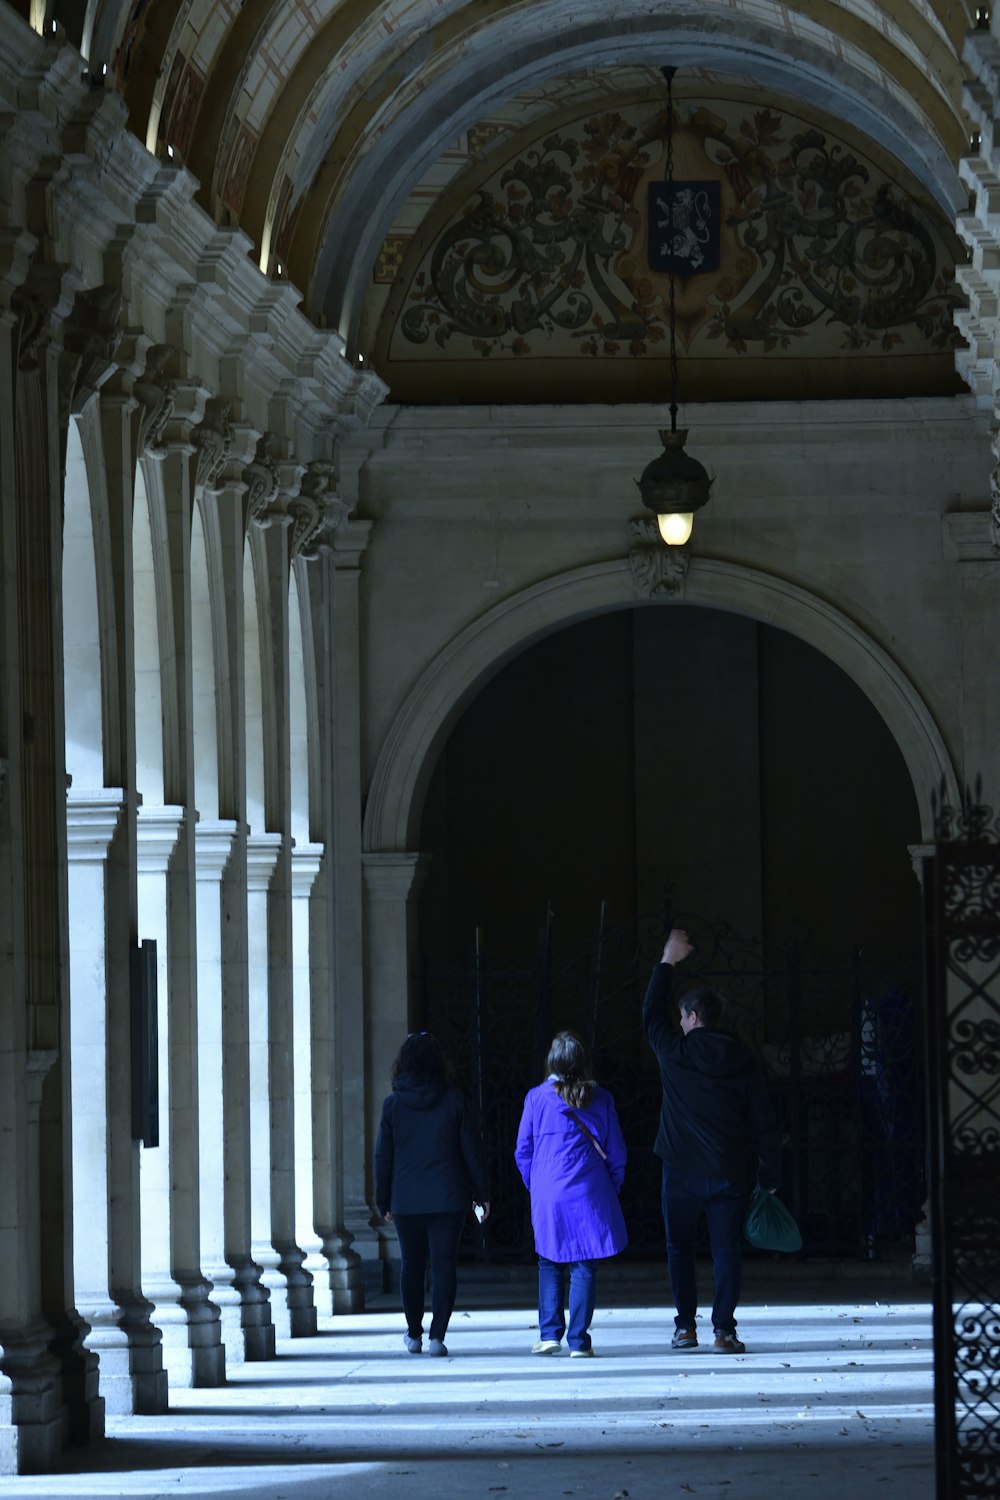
663 65 678 434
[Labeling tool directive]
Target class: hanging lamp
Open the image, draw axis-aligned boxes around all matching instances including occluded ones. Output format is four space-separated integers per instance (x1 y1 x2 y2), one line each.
635 66 713 546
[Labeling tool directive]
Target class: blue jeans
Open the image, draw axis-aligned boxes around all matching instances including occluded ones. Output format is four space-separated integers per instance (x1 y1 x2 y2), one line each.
661 1163 746 1335
538 1256 597 1352
393 1211 466 1342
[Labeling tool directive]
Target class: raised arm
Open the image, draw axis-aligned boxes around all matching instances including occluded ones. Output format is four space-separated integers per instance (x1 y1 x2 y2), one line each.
642 928 693 1053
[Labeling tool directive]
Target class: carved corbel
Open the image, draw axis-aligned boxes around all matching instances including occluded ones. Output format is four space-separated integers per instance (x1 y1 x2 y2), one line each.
627 515 690 598
293 459 352 559
10 261 74 373
193 398 233 492
62 284 123 416
243 449 281 528
135 344 178 455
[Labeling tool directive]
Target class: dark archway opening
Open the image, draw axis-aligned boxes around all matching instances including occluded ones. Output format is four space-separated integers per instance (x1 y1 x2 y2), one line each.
416 606 924 1262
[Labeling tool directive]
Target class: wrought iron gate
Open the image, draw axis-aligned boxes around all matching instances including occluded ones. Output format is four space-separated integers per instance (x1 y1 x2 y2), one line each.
420 906 922 1264
924 793 1000 1498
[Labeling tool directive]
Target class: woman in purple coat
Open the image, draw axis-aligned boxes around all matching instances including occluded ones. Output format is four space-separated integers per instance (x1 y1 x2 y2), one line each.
515 1031 628 1356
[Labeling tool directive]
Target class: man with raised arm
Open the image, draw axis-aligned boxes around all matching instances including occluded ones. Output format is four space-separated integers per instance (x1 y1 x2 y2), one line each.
643 927 781 1354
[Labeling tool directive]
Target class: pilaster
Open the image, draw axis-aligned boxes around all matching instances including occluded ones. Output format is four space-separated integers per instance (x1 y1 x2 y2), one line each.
66 789 166 1415
246 832 315 1336
195 818 273 1362
134 803 206 1381
327 519 375 1281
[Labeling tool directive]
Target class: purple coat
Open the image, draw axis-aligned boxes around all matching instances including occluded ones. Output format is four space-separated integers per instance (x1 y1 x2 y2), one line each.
515 1081 628 1263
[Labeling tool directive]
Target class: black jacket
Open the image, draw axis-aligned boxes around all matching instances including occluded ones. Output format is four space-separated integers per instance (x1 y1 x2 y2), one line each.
643 962 781 1190
375 1074 490 1216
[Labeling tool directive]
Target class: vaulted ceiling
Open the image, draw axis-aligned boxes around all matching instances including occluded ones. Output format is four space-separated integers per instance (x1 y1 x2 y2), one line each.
40 0 978 397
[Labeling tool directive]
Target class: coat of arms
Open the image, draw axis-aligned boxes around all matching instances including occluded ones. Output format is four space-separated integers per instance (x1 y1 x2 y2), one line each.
648 181 721 277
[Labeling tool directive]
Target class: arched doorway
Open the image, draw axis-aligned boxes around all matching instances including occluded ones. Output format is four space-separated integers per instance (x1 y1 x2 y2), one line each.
363 560 953 1267
414 605 925 1262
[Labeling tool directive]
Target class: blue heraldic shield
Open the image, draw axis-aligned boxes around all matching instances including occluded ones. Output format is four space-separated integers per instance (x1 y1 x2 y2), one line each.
648 180 721 276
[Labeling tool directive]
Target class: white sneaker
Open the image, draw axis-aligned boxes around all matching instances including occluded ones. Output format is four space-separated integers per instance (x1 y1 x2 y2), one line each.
532 1340 561 1355
569 1347 595 1358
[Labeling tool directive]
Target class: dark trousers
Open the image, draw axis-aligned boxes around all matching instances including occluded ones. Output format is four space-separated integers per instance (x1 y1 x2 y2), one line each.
392 1210 466 1342
661 1163 746 1335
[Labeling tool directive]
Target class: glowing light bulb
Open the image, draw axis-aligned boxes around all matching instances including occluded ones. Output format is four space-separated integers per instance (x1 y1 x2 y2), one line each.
657 511 694 546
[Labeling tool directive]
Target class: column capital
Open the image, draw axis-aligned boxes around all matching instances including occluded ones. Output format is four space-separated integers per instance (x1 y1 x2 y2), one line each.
135 353 211 457
65 788 126 859
362 851 432 903
908 842 936 886
194 818 240 880
291 840 325 895
247 831 284 891
136 805 186 872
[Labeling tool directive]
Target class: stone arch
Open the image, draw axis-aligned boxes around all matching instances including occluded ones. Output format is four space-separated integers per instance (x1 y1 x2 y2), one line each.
363 556 959 852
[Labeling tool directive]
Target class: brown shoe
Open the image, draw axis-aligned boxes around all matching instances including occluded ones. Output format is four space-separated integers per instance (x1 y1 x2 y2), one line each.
713 1330 746 1353
671 1327 698 1350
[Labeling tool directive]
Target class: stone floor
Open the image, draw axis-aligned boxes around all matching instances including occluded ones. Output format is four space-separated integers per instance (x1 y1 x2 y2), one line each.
6 1272 934 1500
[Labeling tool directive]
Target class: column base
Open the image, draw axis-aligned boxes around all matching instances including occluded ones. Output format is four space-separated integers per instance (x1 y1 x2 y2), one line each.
51 1312 105 1446
222 1260 276 1363
255 1245 318 1339
148 1273 226 1389
321 1224 366 1313
0 1323 73 1475
79 1295 168 1415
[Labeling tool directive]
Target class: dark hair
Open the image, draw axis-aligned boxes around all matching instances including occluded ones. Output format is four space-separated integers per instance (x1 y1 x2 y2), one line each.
391 1031 450 1088
546 1031 597 1110
680 986 726 1030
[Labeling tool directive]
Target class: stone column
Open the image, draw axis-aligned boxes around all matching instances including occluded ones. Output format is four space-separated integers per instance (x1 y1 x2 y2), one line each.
361 852 432 1276
297 508 372 1305
7 266 103 1454
244 466 316 1336
66 790 166 1415
247 831 315 1336
137 381 225 1387
82 366 169 1415
0 271 68 1473
290 842 335 1311
195 818 274 1361
190 419 275 1365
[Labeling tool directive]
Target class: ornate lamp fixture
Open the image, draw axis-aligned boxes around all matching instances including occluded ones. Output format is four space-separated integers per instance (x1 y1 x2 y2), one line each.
636 66 713 546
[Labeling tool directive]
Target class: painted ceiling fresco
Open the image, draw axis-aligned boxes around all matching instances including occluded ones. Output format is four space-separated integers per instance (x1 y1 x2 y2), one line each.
369 90 966 404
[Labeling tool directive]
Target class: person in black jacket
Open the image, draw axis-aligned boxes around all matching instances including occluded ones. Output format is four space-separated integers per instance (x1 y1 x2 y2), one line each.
644 928 780 1354
375 1032 490 1356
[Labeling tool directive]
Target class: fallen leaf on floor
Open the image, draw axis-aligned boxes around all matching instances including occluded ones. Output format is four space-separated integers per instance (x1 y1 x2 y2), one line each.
856 1410 867 1419
537 1441 564 1448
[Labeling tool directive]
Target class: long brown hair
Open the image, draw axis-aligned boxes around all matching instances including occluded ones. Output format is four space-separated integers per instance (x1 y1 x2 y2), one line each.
546 1031 597 1109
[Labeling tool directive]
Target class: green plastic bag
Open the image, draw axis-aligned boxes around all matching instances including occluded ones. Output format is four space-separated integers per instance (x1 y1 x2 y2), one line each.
743 1185 802 1252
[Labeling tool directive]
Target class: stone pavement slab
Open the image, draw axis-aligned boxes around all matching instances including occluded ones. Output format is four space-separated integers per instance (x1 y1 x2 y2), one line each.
2 1297 933 1500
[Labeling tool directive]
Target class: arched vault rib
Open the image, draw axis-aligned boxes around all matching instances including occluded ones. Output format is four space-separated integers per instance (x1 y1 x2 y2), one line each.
298 14 966 342
265 0 962 271
362 559 959 855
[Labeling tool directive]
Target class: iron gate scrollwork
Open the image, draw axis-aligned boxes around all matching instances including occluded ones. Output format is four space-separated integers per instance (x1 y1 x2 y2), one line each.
925 791 1000 1499
420 904 922 1265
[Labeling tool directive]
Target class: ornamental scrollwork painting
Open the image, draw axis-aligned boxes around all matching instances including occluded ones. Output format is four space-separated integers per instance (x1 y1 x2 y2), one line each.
388 96 961 372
